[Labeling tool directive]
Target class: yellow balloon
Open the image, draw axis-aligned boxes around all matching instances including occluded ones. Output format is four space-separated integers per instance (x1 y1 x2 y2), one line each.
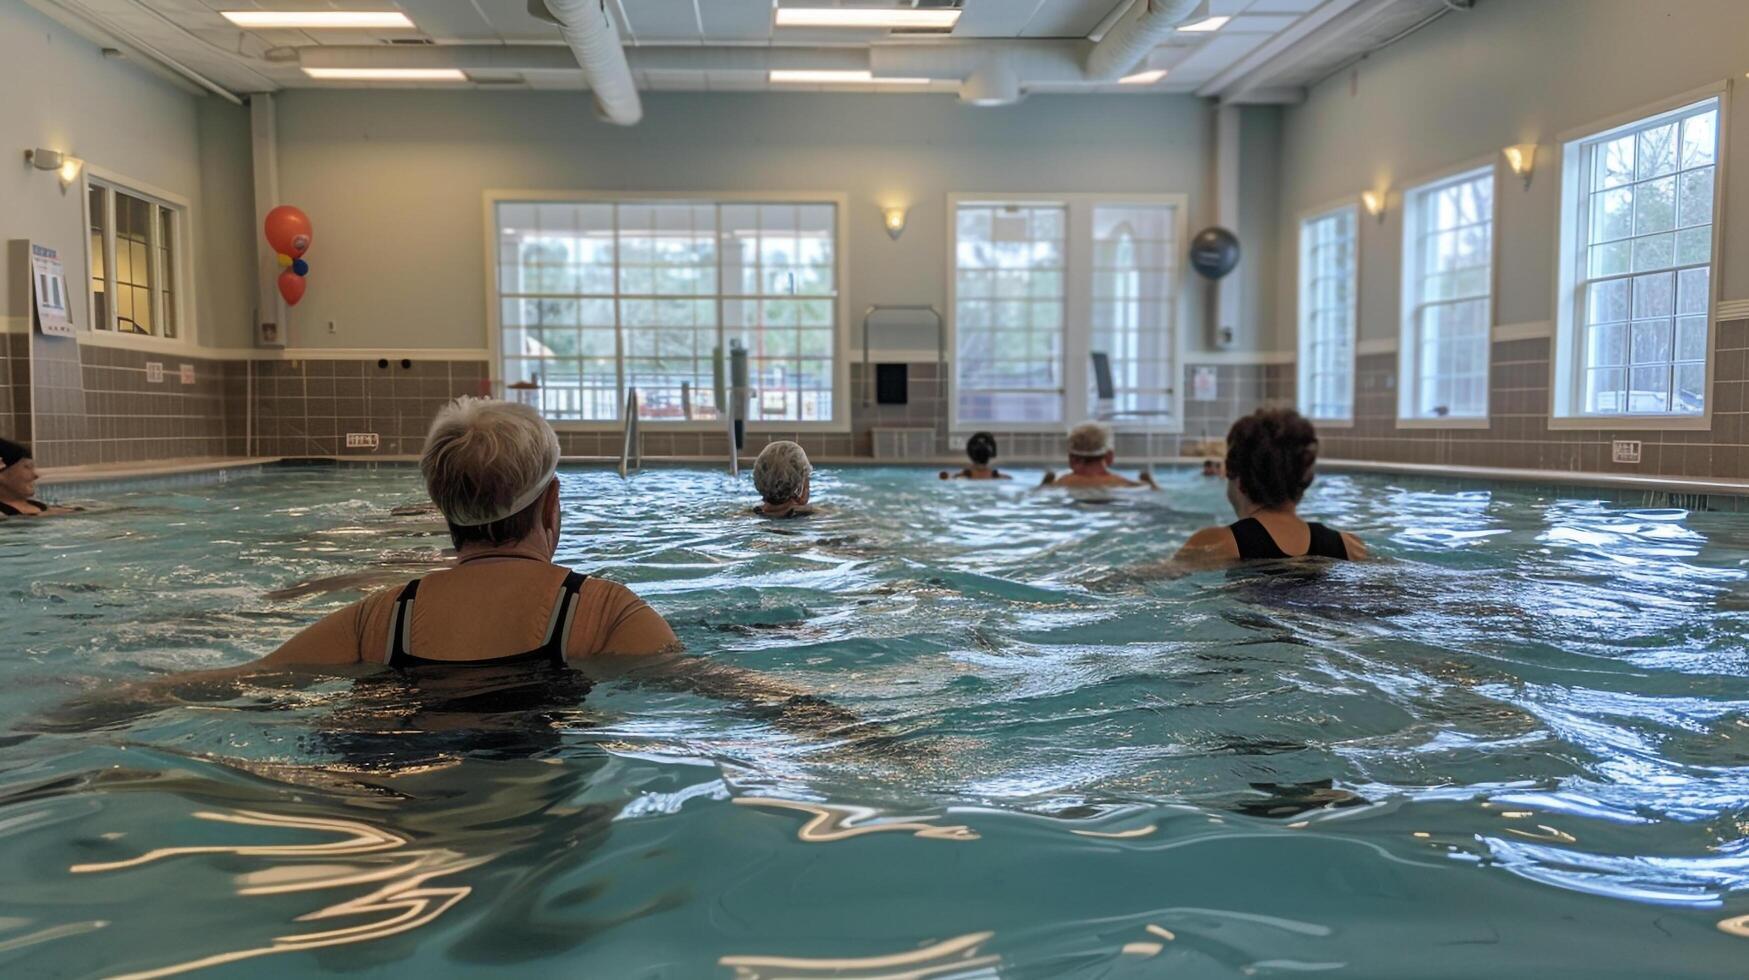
276 253 293 268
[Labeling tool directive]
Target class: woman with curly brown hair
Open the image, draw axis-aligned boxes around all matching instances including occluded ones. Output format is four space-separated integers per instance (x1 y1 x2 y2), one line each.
1176 408 1366 563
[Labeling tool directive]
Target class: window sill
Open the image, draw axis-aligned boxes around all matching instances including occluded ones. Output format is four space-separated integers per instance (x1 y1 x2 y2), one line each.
1546 413 1711 431
1306 417 1354 429
548 420 851 434
1395 416 1491 430
81 329 189 352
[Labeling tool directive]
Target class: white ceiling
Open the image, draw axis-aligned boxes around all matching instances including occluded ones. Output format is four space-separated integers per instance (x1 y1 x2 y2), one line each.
32 0 1457 100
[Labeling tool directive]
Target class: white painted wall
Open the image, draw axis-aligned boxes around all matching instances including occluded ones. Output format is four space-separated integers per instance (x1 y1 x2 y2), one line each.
0 1 250 345
1275 0 1749 347
272 90 1215 355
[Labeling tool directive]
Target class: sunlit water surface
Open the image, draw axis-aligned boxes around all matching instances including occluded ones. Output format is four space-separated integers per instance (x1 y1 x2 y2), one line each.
3 465 1749 977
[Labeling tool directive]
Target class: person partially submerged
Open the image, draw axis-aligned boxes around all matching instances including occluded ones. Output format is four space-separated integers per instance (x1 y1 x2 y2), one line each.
1176 408 1366 563
1040 422 1159 490
941 431 1010 480
752 440 816 518
0 439 78 517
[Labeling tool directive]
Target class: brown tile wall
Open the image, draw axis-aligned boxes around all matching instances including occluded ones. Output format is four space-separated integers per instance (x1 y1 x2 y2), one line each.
27 331 88 468
247 358 491 457
1 333 27 445
1322 317 1749 479
29 344 237 467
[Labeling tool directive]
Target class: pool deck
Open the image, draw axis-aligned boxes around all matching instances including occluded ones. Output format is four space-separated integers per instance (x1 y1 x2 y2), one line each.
34 454 1749 505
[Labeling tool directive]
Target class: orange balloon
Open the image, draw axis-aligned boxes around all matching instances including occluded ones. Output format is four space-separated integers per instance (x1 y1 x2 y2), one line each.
265 206 313 258
278 268 307 305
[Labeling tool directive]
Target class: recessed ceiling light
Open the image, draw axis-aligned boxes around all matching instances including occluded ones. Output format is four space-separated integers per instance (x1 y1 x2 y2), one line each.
302 67 466 81
223 11 415 29
1120 69 1168 85
1176 16 1230 32
775 8 961 29
769 70 930 85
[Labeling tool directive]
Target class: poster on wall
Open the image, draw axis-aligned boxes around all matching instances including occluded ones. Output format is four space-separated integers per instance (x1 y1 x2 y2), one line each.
30 243 74 337
1191 366 1219 402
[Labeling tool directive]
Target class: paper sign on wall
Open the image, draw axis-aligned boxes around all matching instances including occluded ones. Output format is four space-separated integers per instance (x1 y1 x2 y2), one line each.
30 243 74 336
179 363 196 385
1191 366 1218 402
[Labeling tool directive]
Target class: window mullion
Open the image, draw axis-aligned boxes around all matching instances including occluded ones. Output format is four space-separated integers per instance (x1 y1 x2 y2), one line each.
1064 200 1093 422
101 186 117 333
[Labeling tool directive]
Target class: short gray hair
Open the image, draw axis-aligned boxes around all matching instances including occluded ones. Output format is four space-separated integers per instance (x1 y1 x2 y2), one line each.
752 441 810 504
421 398 560 534
1067 421 1113 458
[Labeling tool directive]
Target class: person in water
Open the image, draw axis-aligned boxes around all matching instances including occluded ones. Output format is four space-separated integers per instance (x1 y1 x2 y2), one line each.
752 441 815 517
1176 408 1365 562
940 431 1010 480
0 439 74 517
254 397 679 668
1040 422 1159 489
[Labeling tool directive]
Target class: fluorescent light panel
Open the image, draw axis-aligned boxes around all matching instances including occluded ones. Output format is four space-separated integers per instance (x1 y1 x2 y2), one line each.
303 67 466 81
775 8 961 29
1176 16 1230 32
769 70 930 85
223 11 414 29
1120 70 1168 85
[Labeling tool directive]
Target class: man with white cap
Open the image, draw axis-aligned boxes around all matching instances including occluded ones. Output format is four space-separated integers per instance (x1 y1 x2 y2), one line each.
258 398 677 668
1040 421 1159 490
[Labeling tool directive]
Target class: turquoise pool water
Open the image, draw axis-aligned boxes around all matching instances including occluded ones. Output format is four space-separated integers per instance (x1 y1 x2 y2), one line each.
2 464 1748 977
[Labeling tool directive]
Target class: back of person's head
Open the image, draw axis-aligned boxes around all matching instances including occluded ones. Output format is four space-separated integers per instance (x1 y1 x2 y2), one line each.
421 398 560 548
967 431 998 466
1225 408 1318 508
1067 421 1113 460
0 438 30 469
753 441 810 504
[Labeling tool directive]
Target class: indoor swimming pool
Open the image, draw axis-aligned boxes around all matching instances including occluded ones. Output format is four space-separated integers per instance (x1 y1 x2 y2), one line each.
2 464 1747 977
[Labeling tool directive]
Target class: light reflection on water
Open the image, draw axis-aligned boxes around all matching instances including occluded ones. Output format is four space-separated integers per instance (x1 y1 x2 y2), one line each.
1 465 1748 975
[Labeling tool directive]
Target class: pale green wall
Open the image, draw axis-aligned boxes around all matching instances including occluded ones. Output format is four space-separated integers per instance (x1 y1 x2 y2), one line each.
1276 0 1749 346
0 1 250 344
272 90 1214 353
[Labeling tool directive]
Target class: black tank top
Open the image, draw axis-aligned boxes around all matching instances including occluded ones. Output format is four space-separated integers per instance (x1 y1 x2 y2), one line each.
1229 517 1350 561
384 570 588 668
0 499 48 516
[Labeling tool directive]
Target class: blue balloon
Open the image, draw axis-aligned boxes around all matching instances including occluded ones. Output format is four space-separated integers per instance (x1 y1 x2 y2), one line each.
292 258 309 276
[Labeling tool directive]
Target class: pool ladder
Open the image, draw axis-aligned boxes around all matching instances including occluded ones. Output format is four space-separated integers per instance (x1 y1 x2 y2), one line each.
618 388 640 477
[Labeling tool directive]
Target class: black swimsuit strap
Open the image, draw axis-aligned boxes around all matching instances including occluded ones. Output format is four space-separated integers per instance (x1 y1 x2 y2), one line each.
1228 517 1288 561
1305 523 1350 560
0 499 46 516
387 571 588 668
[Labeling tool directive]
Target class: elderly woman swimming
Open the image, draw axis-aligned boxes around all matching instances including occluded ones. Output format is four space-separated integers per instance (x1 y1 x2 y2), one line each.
262 398 677 667
752 440 816 518
0 439 75 517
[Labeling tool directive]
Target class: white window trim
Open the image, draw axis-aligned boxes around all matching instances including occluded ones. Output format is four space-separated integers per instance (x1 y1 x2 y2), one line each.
1295 199 1360 428
1549 80 1730 431
1396 156 1498 429
80 165 196 351
480 189 851 434
944 191 1189 435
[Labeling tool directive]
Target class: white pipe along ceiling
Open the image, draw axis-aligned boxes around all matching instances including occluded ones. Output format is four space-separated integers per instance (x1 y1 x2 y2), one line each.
530 0 642 125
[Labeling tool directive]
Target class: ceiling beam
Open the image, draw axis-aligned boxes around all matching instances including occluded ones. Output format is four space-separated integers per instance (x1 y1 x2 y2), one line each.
1195 0 1388 102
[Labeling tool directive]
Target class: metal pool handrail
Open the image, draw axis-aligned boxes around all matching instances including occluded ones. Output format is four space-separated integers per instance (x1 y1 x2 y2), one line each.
618 388 640 477
862 305 945 407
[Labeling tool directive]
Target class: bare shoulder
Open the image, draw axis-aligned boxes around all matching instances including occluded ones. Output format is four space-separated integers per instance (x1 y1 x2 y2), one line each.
1341 532 1369 560
1177 524 1239 560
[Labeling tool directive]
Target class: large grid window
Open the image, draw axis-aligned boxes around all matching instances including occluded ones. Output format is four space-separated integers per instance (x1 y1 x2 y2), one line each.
87 178 182 339
1297 206 1357 422
1088 204 1179 418
494 199 838 424
955 203 1067 424
1565 98 1719 416
1401 167 1493 420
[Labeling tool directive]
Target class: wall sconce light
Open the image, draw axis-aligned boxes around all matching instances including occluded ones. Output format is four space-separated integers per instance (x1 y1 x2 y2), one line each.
882 205 908 240
1503 142 1537 189
1360 189 1386 224
26 148 82 190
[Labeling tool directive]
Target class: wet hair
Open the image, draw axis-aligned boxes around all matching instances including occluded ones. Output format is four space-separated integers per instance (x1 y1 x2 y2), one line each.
421 398 560 549
966 432 998 466
0 438 29 469
1225 408 1319 508
753 441 811 504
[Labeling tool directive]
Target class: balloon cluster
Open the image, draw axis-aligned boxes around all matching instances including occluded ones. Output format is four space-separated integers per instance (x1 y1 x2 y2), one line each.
265 206 314 305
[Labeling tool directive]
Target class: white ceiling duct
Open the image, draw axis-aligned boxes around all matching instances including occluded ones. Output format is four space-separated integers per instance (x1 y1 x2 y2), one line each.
530 0 641 125
959 59 1022 106
1085 0 1207 82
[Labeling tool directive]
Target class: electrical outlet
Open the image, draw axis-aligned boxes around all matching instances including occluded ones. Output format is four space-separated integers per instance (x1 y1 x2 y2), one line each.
1612 440 1642 464
947 433 967 450
346 432 380 449
327 319 337 335
145 362 164 384
178 363 195 385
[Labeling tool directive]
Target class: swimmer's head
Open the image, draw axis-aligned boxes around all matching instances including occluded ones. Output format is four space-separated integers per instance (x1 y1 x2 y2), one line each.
753 441 811 505
421 398 561 549
1225 408 1318 510
0 438 36 498
1066 422 1114 466
966 432 998 466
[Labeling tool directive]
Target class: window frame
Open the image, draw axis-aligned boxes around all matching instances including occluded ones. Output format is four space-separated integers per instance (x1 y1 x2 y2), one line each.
1551 82 1730 430
944 191 1189 435
481 189 851 434
80 166 194 349
1396 158 1498 430
1295 200 1360 427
